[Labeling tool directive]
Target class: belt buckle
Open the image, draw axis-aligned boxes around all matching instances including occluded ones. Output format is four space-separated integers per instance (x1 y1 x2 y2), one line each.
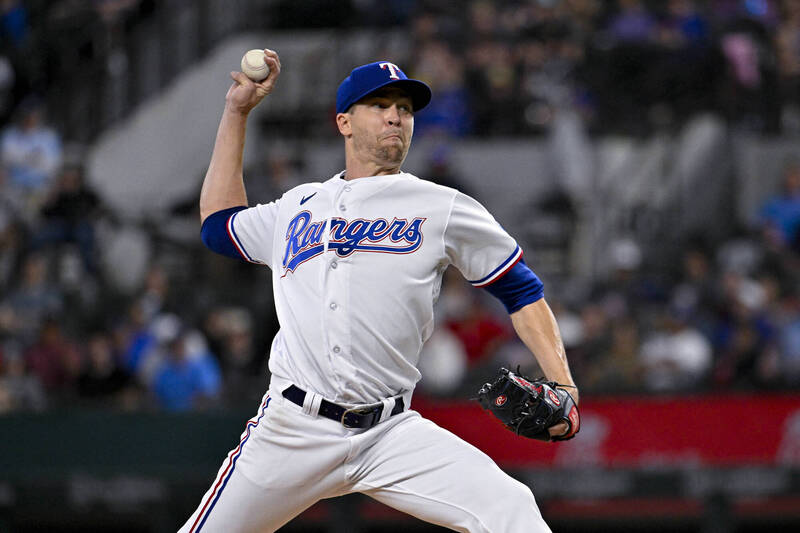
341 404 380 429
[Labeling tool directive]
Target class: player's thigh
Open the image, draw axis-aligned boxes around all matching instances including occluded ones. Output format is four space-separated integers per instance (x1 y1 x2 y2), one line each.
353 412 551 533
180 393 350 533
178 464 326 533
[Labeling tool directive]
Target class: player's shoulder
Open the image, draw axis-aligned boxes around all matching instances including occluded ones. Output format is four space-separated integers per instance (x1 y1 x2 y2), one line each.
277 180 328 202
397 172 461 198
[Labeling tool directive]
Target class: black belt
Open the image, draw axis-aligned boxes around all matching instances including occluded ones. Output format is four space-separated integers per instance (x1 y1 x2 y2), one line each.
282 385 405 429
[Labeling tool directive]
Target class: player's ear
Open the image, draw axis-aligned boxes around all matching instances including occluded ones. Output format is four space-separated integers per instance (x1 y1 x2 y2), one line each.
336 112 351 136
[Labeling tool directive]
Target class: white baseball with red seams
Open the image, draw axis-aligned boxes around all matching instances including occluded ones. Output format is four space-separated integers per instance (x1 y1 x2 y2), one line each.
240 49 270 81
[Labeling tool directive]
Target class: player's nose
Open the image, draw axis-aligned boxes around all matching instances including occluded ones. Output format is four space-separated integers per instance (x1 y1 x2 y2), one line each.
385 104 402 125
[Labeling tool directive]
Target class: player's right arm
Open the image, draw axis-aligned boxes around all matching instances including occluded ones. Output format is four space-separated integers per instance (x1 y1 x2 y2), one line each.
199 49 281 222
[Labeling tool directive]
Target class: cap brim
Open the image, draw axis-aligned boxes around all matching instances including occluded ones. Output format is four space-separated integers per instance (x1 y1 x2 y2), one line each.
347 79 432 113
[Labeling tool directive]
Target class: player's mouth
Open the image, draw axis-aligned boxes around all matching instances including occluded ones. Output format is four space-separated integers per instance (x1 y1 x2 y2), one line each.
382 133 403 142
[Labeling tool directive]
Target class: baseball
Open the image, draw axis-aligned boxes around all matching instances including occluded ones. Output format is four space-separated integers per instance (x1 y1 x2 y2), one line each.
241 49 270 81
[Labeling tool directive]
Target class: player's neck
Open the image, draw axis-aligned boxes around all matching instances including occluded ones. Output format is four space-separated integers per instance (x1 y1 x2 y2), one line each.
343 165 402 180
344 154 403 181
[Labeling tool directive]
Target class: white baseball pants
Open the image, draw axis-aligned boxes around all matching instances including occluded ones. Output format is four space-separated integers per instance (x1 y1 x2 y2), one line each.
179 387 551 533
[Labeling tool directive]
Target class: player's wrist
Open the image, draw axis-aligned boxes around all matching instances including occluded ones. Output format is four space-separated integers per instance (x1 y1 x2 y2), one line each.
555 382 579 405
567 387 579 406
224 102 252 117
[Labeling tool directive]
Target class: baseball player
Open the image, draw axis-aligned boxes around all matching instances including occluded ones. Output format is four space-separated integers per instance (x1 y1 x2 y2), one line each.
181 50 579 533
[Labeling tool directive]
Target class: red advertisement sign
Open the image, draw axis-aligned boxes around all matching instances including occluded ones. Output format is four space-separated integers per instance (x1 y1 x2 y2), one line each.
415 393 800 468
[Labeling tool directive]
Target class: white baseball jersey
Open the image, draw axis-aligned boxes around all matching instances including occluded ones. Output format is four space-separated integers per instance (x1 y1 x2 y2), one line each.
228 171 521 405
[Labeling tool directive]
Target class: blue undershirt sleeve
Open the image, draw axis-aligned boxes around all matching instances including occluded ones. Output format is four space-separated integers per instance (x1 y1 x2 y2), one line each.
482 257 544 314
200 206 248 260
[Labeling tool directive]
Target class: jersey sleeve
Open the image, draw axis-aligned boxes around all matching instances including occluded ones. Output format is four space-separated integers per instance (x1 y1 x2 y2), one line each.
227 200 280 267
444 192 522 287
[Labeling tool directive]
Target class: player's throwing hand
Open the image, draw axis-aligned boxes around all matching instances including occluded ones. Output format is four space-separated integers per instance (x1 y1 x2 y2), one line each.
225 49 281 115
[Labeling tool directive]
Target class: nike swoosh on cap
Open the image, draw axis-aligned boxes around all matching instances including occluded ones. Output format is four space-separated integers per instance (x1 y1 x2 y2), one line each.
300 192 317 205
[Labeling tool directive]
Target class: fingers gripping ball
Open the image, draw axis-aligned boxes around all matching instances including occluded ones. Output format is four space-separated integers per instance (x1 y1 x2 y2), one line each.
241 49 270 81
477 367 580 441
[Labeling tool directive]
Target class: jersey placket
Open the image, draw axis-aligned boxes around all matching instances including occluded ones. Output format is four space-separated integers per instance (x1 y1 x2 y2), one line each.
322 181 356 400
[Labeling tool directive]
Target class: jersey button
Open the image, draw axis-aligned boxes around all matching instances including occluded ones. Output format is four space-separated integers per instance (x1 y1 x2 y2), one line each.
344 185 352 192
330 261 338 270
339 204 346 212
329 302 338 310
333 346 341 354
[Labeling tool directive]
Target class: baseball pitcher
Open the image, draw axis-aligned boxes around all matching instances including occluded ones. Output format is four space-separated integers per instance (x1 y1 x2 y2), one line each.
180 50 579 533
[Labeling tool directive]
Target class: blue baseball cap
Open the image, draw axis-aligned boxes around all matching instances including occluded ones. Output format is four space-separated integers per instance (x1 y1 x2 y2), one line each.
336 61 432 114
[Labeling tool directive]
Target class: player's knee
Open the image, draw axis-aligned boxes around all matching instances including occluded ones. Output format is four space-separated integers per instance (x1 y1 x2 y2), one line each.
500 480 537 512
481 480 547 532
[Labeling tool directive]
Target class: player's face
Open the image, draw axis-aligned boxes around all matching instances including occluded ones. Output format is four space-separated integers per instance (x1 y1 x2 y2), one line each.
347 88 414 168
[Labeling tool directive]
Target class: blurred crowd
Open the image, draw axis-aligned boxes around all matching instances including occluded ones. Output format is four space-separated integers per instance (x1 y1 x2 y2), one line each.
336 0 800 137
2 0 800 414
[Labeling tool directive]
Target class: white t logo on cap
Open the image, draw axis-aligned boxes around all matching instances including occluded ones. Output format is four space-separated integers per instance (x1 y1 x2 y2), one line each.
379 62 401 80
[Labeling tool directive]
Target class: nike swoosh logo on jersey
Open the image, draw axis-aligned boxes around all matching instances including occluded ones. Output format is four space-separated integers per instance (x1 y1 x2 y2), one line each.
300 192 317 205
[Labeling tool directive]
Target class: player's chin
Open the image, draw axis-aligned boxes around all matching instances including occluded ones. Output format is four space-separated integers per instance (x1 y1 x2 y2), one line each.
377 146 406 164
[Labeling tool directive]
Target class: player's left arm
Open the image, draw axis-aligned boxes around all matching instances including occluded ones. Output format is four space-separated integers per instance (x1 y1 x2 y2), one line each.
509 298 578 405
482 259 578 439
442 190 579 424
482 260 578 402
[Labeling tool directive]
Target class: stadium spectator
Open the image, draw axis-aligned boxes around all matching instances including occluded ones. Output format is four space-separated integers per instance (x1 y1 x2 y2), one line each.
606 0 658 44
436 270 511 368
0 97 62 214
768 292 800 385
0 345 45 412
151 330 221 411
658 0 710 47
202 306 263 405
582 317 642 392
568 302 613 384
445 296 512 368
33 163 102 273
416 328 468 397
137 264 169 322
413 41 471 137
639 308 713 391
118 301 158 377
759 160 800 250
0 54 15 123
23 317 82 395
0 252 62 346
0 175 23 290
425 151 474 203
0 0 29 50
775 0 800 119
670 245 717 330
76 331 131 400
465 39 519 135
